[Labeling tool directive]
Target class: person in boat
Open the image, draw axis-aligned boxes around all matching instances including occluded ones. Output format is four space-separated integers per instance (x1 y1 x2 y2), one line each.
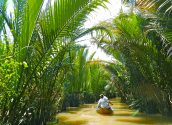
97 94 113 110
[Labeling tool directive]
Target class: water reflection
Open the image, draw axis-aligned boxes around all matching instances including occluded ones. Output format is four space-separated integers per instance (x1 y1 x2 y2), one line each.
56 98 172 125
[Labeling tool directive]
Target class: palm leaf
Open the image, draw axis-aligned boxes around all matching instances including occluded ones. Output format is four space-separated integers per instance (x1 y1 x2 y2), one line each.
17 0 44 61
0 0 7 33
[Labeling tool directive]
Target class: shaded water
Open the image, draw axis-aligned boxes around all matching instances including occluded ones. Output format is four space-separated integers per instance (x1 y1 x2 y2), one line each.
56 98 172 125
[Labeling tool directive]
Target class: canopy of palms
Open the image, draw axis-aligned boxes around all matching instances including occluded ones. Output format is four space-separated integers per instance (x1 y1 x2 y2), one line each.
0 0 172 125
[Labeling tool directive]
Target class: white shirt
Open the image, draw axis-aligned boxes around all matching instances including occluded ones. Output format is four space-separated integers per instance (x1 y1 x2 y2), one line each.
98 96 109 108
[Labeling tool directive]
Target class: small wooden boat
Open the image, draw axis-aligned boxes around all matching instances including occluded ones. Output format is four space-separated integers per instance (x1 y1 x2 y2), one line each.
96 107 113 114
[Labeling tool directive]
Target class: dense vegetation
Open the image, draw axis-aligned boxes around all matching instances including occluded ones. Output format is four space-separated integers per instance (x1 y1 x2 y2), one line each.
0 0 111 124
0 0 172 125
94 0 172 115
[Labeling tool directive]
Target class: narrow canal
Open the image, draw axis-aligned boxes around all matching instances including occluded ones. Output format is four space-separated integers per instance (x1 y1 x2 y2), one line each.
56 98 172 125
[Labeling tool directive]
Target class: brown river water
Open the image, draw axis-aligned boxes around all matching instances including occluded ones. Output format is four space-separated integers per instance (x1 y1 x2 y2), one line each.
56 98 172 125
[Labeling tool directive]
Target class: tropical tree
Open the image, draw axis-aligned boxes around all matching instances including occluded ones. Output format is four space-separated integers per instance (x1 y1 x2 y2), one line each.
123 0 172 57
92 10 172 115
60 45 112 108
0 0 109 124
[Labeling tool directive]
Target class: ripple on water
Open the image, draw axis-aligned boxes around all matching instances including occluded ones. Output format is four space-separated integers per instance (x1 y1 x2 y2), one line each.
58 119 88 125
56 98 172 125
116 117 155 124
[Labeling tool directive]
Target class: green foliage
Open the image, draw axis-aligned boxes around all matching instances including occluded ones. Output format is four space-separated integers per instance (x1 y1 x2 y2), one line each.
94 10 172 115
61 46 112 108
0 57 20 122
0 0 109 124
